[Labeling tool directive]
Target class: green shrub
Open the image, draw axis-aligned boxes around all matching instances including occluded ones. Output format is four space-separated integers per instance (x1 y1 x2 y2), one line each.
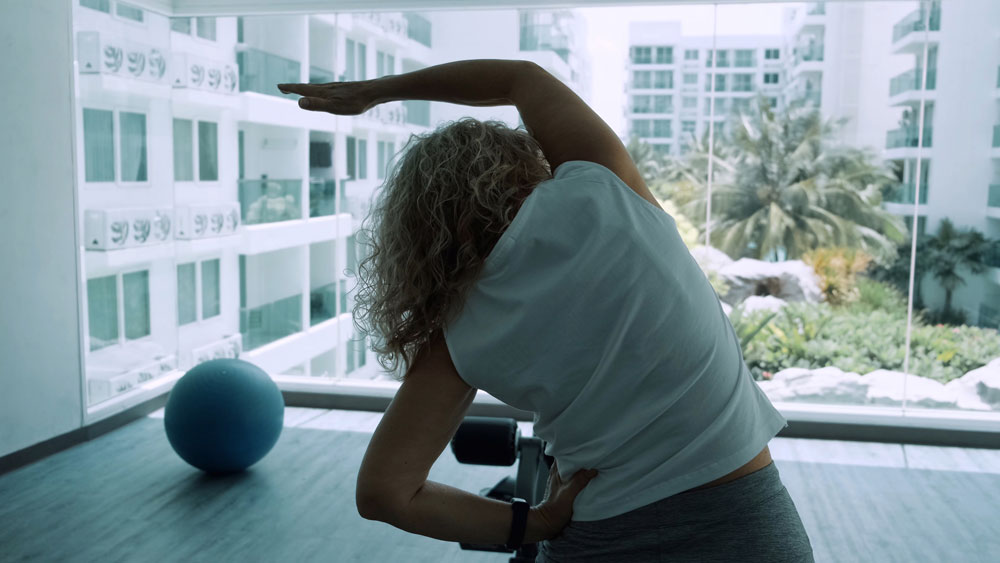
731 299 1000 382
802 247 872 306
850 277 907 316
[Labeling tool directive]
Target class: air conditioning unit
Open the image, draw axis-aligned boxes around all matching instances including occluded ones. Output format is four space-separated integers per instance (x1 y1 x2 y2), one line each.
84 207 173 250
190 333 243 367
77 31 169 84
171 53 239 94
87 354 177 404
175 202 240 240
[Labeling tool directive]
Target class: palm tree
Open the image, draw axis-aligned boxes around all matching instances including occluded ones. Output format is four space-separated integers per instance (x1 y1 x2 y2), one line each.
667 99 908 261
925 219 992 316
625 135 672 199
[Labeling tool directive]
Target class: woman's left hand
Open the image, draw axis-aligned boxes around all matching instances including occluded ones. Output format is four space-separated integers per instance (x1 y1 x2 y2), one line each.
532 460 598 540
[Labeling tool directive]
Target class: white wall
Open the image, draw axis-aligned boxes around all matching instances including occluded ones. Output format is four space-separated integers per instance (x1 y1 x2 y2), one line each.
0 0 84 457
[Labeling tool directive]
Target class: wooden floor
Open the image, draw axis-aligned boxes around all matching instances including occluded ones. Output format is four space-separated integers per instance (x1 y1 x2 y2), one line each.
1 408 998 563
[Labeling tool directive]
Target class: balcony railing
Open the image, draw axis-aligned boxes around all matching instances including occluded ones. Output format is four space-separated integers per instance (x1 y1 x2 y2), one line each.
795 46 825 64
892 2 941 43
520 23 572 63
884 182 928 205
240 293 303 351
309 179 339 218
237 48 300 99
981 243 1000 269
886 127 933 149
239 179 303 225
889 67 937 96
359 12 409 41
993 124 1000 148
310 281 339 326
403 13 432 47
404 99 431 127
988 184 1000 208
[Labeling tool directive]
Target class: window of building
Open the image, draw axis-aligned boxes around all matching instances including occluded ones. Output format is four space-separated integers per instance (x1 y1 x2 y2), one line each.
764 72 780 85
707 49 730 68
681 120 696 135
376 51 395 78
653 70 673 89
87 275 118 352
196 17 217 41
652 144 671 157
119 112 147 182
767 97 779 109
170 18 191 34
630 46 652 64
83 108 115 183
732 74 754 92
347 136 366 179
683 73 698 85
202 259 221 318
115 2 144 22
706 74 727 92
732 97 752 113
734 49 755 67
632 71 651 89
684 49 699 61
765 48 781 60
173 119 218 182
632 95 650 113
705 98 728 115
631 119 652 138
377 140 396 179
682 96 697 109
122 270 150 341
655 46 673 64
345 39 367 80
80 0 111 13
177 263 197 326
653 120 672 138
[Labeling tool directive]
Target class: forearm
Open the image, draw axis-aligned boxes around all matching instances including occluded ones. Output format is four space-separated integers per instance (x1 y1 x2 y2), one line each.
366 59 540 108
367 480 551 545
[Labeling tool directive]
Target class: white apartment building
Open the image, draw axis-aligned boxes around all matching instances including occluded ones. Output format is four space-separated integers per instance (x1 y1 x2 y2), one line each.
626 21 784 157
72 2 590 413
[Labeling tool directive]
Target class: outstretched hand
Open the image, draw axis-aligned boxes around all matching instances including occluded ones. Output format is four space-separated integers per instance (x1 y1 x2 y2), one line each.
533 460 598 540
277 81 378 115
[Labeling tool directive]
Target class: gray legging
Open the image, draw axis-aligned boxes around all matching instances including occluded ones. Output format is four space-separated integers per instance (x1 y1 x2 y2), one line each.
537 461 814 562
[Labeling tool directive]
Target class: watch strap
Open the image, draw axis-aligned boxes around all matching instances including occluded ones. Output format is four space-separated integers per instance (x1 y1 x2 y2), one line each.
505 497 530 550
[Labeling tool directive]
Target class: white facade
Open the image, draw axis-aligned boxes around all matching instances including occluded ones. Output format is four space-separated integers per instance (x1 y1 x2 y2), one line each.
626 21 784 156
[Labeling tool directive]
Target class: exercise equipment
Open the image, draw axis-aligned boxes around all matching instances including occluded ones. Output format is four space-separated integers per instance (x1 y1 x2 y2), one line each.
164 358 284 474
450 416 552 563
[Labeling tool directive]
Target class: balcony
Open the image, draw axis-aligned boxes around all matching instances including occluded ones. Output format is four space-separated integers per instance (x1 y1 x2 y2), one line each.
988 184 1000 209
237 48 300 100
795 46 825 65
520 23 571 64
403 13 432 47
358 12 409 43
239 179 303 225
884 182 928 205
310 281 339 327
885 127 933 149
892 2 941 43
240 293 303 352
889 67 937 97
806 2 826 16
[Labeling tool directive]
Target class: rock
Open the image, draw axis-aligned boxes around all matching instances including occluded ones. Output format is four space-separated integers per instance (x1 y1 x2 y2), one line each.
741 295 787 314
863 370 957 409
690 245 734 273
762 366 869 404
717 259 822 306
945 362 1000 410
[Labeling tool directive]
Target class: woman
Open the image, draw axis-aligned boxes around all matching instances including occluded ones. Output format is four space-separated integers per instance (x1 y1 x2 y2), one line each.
279 59 813 562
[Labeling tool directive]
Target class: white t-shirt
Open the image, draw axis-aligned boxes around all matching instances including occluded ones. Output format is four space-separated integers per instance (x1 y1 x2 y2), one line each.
443 160 787 522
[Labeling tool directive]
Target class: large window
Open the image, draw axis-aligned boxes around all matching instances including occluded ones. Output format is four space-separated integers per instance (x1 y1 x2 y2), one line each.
177 259 221 326
630 46 651 64
83 109 147 183
377 140 396 179
172 119 218 182
732 74 754 92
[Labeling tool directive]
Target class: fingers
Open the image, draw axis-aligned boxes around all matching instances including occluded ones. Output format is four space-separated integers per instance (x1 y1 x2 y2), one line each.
569 469 598 493
277 83 327 97
297 97 337 113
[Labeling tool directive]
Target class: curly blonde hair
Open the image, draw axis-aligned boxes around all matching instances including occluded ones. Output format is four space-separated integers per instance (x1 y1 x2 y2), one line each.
353 118 551 378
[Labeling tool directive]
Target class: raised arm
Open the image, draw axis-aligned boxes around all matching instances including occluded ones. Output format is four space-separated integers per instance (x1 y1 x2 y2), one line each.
279 59 660 208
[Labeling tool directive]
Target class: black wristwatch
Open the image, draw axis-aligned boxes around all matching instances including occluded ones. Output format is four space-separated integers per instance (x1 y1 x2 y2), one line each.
505 497 531 550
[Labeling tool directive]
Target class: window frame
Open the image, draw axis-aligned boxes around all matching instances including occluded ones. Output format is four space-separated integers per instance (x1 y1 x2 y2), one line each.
87 267 154 353
172 116 220 185
81 105 151 187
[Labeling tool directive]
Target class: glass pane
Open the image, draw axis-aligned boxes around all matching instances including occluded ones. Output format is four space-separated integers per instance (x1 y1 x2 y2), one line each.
170 18 191 34
80 0 110 13
196 17 217 41
239 179 303 225
358 139 367 179
198 121 218 181
119 112 147 182
172 119 193 182
115 2 143 22
122 270 150 341
377 141 385 179
177 263 197 326
345 39 355 81
87 275 118 351
358 42 367 80
346 136 356 178
201 259 220 318
83 109 114 182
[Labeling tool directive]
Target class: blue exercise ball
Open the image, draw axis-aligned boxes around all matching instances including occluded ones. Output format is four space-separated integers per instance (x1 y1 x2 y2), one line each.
164 358 285 474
